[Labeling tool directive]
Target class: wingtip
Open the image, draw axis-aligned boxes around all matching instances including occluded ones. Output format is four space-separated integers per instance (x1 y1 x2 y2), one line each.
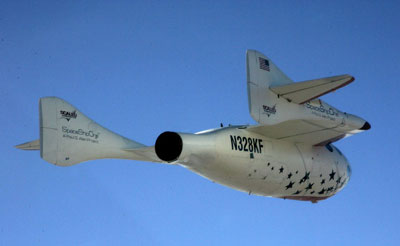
15 139 40 150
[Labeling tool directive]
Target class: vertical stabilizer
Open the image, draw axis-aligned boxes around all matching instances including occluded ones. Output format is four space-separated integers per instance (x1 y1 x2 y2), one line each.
39 97 145 166
246 50 293 123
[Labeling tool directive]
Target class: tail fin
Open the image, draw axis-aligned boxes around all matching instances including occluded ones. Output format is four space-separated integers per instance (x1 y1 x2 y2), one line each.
246 50 293 88
19 97 147 166
246 50 293 123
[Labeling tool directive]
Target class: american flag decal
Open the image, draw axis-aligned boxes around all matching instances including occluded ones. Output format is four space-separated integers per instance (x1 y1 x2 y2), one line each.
259 57 270 71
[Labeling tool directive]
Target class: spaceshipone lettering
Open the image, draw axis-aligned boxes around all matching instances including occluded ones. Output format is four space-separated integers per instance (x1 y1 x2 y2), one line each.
305 102 338 121
61 126 100 144
305 103 337 116
62 126 100 139
230 135 263 153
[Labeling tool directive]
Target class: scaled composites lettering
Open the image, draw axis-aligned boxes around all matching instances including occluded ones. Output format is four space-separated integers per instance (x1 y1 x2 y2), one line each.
262 104 276 117
305 102 338 121
60 110 77 121
62 126 100 144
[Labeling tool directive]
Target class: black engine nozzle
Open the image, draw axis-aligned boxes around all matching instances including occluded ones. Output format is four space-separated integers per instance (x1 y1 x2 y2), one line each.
155 131 183 162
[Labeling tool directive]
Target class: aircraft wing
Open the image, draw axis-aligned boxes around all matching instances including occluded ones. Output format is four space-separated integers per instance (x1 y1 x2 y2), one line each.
246 118 364 146
270 74 354 104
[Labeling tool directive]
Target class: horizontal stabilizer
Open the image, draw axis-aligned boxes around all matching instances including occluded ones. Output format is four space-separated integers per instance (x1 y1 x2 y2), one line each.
15 139 40 150
270 74 354 104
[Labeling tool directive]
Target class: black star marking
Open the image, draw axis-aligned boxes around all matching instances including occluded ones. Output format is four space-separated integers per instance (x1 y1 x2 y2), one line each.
329 170 336 181
285 181 294 190
287 172 293 179
271 167 274 170
318 188 326 194
267 162 270 166
327 187 333 192
336 176 342 185
295 171 299 174
293 190 301 195
320 179 325 185
299 172 310 184
310 191 315 194
279 166 284 173
305 183 314 191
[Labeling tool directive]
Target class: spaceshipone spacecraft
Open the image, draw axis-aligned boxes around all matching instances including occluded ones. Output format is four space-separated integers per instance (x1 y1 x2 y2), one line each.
16 50 370 203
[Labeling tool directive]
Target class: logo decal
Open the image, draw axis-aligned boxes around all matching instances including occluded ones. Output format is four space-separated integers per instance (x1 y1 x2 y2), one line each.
60 110 77 121
262 104 276 117
259 57 270 71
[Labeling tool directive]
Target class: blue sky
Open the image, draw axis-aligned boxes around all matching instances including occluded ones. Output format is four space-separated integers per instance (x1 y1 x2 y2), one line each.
1 0 400 245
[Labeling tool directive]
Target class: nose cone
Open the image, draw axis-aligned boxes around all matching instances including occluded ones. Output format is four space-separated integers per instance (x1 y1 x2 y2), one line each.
360 121 371 130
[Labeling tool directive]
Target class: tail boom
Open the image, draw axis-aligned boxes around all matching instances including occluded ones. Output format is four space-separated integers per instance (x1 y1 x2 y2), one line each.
17 97 161 166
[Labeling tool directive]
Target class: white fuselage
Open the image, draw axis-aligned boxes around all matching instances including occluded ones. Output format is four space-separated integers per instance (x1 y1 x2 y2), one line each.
17 50 368 204
177 127 350 203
